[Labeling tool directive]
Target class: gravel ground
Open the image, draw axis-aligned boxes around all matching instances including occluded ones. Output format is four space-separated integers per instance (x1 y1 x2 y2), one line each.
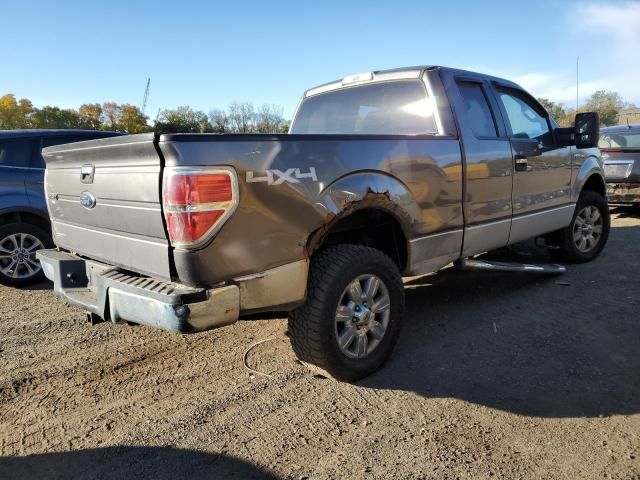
0 208 639 480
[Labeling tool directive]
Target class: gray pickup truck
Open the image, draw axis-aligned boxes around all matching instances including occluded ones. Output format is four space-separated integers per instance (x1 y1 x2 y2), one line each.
38 66 608 380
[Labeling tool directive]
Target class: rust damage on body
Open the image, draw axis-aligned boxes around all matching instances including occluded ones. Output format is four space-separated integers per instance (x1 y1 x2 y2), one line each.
305 189 413 257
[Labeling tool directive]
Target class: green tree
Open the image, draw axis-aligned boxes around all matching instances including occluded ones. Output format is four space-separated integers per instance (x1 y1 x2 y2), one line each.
78 103 103 129
0 94 34 128
101 102 121 130
537 97 566 124
118 104 151 133
31 106 82 129
155 106 209 133
581 90 624 126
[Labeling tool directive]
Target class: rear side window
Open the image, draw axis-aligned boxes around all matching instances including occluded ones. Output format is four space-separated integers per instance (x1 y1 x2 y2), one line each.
0 140 34 168
291 80 438 135
599 131 640 149
497 90 553 145
457 83 497 137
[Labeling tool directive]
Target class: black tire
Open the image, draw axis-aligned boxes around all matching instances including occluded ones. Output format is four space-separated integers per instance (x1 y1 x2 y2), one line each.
0 222 52 287
288 245 404 381
548 191 610 263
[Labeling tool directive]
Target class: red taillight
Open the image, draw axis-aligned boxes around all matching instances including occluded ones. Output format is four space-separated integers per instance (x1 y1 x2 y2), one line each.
164 173 233 205
162 168 238 248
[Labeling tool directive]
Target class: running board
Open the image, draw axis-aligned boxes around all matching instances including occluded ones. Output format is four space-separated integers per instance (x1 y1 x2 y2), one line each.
456 258 566 275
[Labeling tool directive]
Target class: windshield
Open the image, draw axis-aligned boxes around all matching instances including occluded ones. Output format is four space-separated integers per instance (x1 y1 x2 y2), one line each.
291 80 438 135
598 130 640 149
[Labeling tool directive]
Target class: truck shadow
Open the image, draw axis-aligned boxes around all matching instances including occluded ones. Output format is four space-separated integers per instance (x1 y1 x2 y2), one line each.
610 205 640 219
361 225 640 418
0 446 275 480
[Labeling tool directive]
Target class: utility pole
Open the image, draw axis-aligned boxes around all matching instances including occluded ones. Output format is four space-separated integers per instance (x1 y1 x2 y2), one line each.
141 78 151 115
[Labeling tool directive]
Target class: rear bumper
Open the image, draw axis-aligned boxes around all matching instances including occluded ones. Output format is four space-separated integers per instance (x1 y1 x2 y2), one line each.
607 183 640 204
36 249 239 333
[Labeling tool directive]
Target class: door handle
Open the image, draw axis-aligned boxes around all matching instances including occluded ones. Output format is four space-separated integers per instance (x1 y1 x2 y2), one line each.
514 154 528 172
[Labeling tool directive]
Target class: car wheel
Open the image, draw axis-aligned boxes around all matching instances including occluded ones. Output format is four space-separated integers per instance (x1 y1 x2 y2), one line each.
549 191 610 263
0 223 52 287
288 244 404 381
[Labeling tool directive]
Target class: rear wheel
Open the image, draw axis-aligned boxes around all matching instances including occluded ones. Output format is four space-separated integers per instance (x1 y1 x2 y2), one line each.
548 191 610 263
288 245 404 381
0 223 52 287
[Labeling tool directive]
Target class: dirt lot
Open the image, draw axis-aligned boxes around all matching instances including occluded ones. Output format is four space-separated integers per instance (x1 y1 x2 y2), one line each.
1 208 639 480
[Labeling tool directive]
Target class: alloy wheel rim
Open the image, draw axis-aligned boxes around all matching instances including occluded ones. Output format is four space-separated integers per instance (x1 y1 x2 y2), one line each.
0 233 44 280
334 274 391 359
572 206 603 253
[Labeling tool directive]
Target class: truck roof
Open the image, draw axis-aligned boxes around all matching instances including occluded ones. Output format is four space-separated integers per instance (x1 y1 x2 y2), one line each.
303 65 523 98
0 129 124 140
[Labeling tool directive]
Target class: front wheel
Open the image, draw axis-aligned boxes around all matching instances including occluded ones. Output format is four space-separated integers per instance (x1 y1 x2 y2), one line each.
548 191 610 263
288 245 404 381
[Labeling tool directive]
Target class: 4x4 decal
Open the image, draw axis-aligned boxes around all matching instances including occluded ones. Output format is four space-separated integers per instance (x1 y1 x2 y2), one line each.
246 167 317 185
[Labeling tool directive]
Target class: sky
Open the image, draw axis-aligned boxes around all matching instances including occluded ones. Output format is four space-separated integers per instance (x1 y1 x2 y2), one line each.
3 0 639 120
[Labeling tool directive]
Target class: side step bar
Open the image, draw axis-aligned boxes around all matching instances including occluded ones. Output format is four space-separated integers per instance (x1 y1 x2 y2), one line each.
456 258 566 275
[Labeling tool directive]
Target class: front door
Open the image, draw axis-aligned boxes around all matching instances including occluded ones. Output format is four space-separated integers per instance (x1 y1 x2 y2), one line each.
492 86 573 244
442 72 515 257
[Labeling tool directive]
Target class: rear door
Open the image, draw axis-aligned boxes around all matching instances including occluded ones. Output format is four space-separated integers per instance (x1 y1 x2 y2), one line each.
0 139 34 208
491 85 573 243
43 134 171 278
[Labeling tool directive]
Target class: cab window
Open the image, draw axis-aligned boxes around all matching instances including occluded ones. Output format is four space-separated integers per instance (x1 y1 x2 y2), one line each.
497 90 553 145
291 80 438 135
457 82 497 138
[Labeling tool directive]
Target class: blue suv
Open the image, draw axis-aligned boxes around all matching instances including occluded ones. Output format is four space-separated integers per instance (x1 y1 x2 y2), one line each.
0 129 123 286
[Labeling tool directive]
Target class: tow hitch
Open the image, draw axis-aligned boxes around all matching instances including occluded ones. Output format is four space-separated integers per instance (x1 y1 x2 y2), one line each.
456 258 566 275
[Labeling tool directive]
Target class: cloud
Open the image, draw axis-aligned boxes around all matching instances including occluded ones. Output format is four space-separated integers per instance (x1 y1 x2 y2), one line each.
476 2 640 108
573 1 640 104
581 1 640 37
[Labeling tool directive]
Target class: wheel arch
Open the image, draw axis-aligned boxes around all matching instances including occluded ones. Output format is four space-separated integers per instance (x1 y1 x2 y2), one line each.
0 207 51 234
307 172 418 272
573 154 606 200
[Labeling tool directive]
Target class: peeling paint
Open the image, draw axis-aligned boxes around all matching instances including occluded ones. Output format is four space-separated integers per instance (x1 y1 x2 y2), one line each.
306 189 412 255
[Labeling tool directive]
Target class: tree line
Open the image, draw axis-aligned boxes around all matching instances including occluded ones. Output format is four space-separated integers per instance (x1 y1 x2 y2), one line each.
0 89 634 134
537 90 635 127
0 94 289 133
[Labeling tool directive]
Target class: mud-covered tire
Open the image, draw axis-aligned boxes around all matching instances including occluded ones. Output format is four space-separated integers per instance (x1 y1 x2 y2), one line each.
288 245 404 382
548 191 610 263
0 222 52 287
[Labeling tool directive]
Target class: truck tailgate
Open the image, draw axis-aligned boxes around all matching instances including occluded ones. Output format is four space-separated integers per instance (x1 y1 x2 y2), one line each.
42 133 171 278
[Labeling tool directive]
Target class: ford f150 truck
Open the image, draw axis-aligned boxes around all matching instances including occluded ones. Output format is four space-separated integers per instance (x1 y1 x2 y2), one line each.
38 66 608 380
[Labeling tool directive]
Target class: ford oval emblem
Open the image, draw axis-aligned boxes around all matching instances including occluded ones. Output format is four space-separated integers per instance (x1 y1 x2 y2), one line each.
80 191 97 209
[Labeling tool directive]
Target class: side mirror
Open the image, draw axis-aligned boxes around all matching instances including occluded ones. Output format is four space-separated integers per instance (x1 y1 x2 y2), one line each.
574 112 600 149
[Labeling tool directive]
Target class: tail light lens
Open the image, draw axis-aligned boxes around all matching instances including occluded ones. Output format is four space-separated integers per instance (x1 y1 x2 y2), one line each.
162 167 238 248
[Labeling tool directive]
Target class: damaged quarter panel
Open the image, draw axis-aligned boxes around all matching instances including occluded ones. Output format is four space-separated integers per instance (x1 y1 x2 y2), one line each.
159 135 463 286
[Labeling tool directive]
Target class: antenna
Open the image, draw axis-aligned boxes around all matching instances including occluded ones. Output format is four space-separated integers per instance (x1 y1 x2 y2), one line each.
576 56 579 111
141 78 151 114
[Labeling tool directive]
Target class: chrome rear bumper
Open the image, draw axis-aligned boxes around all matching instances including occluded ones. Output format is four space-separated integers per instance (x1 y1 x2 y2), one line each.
37 249 239 333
